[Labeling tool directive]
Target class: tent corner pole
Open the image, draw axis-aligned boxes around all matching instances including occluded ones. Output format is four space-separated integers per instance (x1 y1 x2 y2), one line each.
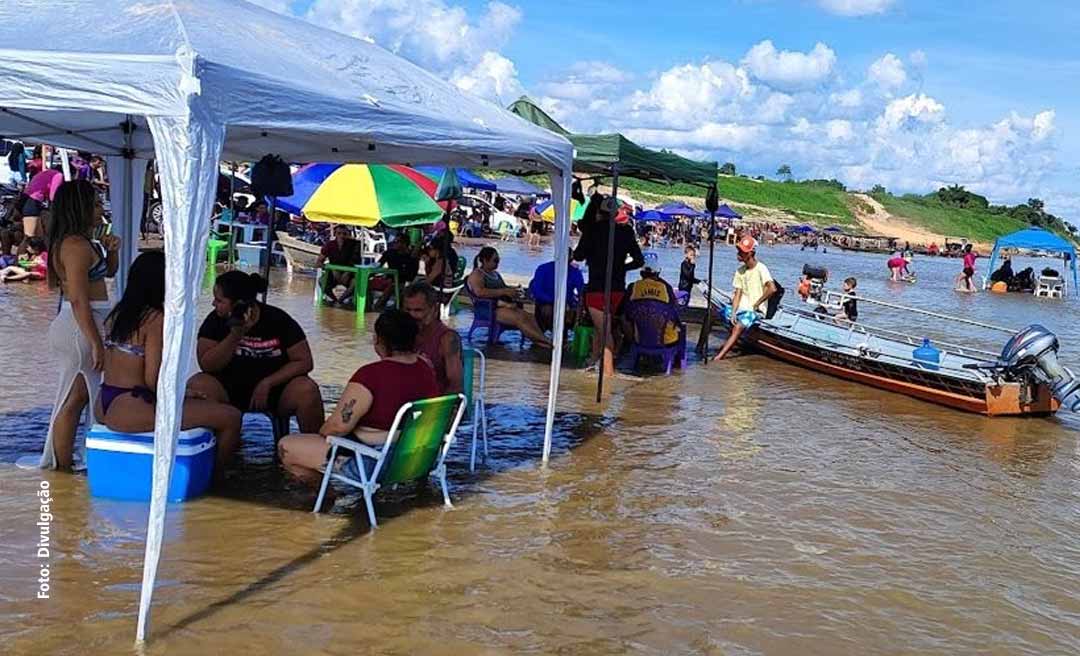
697 210 716 358
542 167 572 464
596 166 619 402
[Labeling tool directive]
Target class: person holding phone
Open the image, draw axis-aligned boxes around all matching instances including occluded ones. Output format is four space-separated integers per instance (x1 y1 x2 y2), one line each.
193 271 325 434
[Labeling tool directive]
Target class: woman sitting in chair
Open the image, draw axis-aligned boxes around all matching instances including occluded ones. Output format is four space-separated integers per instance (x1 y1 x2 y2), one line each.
466 246 553 348
278 309 439 490
97 251 242 477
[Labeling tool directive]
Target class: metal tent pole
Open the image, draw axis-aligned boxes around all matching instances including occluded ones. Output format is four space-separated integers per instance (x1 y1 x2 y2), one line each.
596 167 619 402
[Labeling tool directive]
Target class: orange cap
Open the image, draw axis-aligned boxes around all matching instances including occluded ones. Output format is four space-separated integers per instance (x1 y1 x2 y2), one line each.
737 235 757 253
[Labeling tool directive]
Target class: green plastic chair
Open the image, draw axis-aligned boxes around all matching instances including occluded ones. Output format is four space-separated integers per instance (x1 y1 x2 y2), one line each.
313 394 466 526
207 217 236 267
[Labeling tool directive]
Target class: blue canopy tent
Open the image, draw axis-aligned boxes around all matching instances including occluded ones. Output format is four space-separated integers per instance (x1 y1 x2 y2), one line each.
716 203 742 220
985 227 1079 295
636 209 671 222
491 175 548 196
788 224 817 234
414 166 497 191
655 201 705 218
824 225 843 233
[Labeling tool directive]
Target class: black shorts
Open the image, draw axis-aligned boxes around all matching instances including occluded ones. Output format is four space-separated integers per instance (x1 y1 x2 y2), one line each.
963 267 975 277
222 378 287 413
21 196 42 216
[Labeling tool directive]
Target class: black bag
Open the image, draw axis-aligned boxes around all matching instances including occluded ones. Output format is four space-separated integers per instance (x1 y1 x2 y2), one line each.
249 154 293 198
766 280 785 319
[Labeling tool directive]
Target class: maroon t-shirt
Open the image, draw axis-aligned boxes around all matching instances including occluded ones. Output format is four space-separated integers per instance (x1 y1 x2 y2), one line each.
348 358 440 430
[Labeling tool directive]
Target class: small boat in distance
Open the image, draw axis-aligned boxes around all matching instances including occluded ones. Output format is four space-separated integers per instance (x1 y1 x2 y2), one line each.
701 284 1080 416
276 229 386 273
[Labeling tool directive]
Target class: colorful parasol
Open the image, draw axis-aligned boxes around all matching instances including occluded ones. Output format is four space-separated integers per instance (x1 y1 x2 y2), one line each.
534 198 585 222
277 163 444 227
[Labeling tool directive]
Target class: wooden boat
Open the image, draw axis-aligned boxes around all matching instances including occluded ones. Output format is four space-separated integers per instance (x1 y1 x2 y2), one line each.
275 230 385 272
700 284 1079 416
276 231 321 272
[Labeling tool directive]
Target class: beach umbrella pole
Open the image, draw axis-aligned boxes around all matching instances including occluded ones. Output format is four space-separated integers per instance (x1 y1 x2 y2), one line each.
596 168 619 402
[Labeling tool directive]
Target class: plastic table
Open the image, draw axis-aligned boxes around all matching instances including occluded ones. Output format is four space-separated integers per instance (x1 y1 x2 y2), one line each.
315 264 399 311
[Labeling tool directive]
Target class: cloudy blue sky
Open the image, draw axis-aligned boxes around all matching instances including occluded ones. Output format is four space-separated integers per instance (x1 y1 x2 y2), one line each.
257 0 1080 217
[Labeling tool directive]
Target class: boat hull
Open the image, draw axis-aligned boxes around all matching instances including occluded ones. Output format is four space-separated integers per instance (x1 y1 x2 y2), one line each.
275 231 321 273
748 329 1059 416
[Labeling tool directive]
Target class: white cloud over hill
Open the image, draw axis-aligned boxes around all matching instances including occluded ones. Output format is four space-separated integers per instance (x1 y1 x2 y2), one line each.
245 0 1066 213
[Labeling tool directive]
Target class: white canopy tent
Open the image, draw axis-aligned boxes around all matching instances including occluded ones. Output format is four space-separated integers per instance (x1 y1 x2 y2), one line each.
0 0 573 641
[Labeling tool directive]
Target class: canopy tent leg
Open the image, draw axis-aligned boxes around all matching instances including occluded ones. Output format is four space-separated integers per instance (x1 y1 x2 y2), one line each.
595 168 619 402
136 112 225 643
105 117 146 298
542 167 572 463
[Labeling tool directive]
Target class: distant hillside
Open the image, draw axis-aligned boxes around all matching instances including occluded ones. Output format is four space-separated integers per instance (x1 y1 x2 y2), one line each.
489 170 1075 246
619 176 855 225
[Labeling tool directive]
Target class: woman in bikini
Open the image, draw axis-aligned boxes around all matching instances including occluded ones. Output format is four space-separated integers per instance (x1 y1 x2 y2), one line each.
467 246 553 348
97 251 242 475
38 180 120 470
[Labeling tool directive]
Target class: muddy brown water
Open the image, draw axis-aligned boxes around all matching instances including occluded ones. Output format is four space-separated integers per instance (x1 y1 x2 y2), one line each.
1 242 1078 655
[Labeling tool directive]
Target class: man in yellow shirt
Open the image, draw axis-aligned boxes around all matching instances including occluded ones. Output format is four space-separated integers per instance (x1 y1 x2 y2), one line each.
713 236 777 361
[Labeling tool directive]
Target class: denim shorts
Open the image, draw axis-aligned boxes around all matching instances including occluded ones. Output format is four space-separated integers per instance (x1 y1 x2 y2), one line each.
337 453 379 481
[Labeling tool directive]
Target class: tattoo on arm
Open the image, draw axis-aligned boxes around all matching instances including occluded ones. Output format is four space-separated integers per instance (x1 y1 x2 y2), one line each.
446 332 461 356
340 399 356 423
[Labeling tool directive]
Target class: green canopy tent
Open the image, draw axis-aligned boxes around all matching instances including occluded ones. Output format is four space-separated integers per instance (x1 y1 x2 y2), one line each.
509 97 718 397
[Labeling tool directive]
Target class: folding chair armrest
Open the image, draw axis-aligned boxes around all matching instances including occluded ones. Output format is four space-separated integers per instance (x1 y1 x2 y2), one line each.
325 436 382 460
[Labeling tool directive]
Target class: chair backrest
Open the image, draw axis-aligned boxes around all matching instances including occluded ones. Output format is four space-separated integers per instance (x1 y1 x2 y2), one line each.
375 394 465 486
466 282 498 322
626 299 678 348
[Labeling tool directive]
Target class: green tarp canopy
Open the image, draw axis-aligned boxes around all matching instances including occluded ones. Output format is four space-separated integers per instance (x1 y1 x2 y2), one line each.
509 96 717 186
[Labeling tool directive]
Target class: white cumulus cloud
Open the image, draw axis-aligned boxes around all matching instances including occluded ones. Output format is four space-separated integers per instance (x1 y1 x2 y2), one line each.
453 51 524 103
868 53 907 90
818 0 897 16
877 93 945 131
742 41 837 91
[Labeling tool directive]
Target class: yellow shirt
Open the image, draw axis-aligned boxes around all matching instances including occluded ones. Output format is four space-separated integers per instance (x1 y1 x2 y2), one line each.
732 262 773 313
627 277 680 344
628 277 673 304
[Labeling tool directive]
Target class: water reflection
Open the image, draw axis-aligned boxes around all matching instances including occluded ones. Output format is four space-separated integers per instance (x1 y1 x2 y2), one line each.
1 242 1079 654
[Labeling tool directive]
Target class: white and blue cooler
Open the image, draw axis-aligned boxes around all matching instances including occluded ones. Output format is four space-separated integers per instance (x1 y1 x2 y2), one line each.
86 425 216 502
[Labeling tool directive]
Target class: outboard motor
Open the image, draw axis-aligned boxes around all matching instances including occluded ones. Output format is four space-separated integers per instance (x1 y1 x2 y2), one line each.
802 264 829 302
999 325 1080 412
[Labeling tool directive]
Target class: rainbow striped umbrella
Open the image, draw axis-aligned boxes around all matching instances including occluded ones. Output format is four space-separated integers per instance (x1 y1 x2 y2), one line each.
534 198 584 222
277 163 444 227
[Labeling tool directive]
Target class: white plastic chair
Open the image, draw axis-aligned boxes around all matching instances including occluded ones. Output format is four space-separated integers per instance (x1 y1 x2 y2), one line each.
313 394 466 526
1035 274 1064 298
462 347 489 471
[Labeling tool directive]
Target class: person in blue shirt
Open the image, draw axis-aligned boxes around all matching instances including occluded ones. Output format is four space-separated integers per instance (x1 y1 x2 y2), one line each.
528 248 584 333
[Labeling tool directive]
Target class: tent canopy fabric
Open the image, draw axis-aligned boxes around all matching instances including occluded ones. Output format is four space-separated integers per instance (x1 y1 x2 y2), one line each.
986 227 1079 295
0 0 576 643
491 175 546 196
0 1 572 171
716 204 742 220
655 201 705 218
991 227 1076 253
509 97 717 186
636 209 671 222
415 166 496 191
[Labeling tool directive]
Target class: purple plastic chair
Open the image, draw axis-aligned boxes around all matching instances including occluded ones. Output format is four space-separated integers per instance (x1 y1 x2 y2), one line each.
465 284 524 346
626 299 687 374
